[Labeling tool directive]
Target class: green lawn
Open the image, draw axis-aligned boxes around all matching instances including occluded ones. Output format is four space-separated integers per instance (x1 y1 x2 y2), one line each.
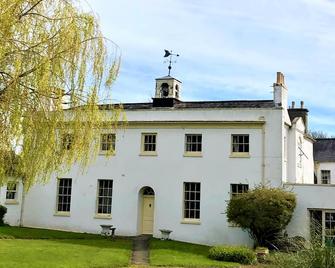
0 226 132 268
150 239 240 267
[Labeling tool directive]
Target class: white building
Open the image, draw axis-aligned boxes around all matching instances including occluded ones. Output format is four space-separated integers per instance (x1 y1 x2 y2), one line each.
314 138 335 185
1 72 329 246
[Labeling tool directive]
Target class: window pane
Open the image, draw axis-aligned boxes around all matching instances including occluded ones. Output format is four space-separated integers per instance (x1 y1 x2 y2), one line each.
97 179 113 214
184 182 201 219
232 135 249 153
143 134 157 152
231 183 249 198
185 134 202 152
57 178 72 212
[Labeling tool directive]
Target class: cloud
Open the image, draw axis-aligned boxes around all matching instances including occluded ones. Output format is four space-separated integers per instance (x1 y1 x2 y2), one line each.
83 0 335 132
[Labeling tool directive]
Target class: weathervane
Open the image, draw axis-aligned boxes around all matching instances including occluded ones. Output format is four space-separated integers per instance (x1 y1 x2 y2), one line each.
164 49 179 76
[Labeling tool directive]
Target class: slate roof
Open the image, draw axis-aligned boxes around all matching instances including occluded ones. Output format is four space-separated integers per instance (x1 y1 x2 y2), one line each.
99 100 276 110
314 138 335 162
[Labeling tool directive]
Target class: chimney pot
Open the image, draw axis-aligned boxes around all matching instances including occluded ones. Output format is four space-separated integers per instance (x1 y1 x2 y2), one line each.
276 72 285 85
292 101 295 108
301 101 304 109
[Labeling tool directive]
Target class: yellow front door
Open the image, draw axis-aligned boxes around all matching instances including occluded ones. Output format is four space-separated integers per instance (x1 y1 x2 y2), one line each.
142 196 154 234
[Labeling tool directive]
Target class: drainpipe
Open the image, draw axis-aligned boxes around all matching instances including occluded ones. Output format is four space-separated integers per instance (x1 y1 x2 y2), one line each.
19 179 25 227
261 124 266 185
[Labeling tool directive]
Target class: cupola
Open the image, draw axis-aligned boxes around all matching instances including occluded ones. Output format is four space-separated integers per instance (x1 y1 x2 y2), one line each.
154 75 181 100
152 75 182 107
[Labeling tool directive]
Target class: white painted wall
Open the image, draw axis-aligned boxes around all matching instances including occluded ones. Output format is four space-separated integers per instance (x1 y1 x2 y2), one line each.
15 107 285 246
286 184 335 239
286 118 314 184
0 182 23 226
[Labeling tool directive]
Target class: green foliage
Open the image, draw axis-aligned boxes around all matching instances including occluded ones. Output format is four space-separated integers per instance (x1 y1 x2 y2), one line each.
208 245 257 265
273 247 335 268
0 226 132 267
0 239 132 268
274 235 307 252
226 186 296 247
0 205 7 225
150 239 239 267
0 0 124 188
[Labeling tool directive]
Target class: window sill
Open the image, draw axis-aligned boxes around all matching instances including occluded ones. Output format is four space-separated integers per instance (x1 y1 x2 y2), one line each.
180 219 201 225
229 153 250 158
94 214 112 219
139 152 158 157
183 152 202 158
99 151 116 156
5 200 19 205
54 212 71 217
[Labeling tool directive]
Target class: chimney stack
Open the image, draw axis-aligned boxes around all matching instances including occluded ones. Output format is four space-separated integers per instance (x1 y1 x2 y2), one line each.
276 72 285 85
288 100 309 133
273 71 288 109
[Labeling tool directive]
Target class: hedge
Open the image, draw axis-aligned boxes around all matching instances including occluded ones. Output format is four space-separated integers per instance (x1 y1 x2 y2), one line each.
209 245 256 265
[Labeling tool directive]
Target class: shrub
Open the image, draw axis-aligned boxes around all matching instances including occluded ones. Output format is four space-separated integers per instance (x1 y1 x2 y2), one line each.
226 186 296 247
274 235 307 252
208 245 257 265
0 205 7 225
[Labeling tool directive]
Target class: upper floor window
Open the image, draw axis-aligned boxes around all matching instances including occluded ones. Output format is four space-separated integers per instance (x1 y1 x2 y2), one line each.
231 134 249 155
185 134 202 156
62 134 74 150
141 133 157 155
6 182 18 201
230 184 249 198
321 170 331 184
97 179 113 215
100 134 116 153
183 182 201 220
56 178 72 213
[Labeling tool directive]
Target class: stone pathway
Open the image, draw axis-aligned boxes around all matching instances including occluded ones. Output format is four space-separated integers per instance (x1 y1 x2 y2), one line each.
131 235 151 265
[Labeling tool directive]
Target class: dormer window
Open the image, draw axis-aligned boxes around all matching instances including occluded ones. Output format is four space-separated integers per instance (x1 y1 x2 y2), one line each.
161 83 169 97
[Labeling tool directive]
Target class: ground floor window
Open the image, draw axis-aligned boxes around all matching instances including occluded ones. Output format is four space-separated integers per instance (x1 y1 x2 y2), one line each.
97 179 113 215
57 178 72 213
321 170 331 184
310 209 335 246
6 182 17 201
230 183 249 198
183 182 200 220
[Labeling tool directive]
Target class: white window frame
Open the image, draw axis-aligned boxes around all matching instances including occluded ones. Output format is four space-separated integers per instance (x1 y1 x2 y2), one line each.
55 178 72 216
184 134 202 157
230 183 249 198
321 170 331 184
140 133 157 156
310 209 335 246
181 182 201 224
5 181 19 204
100 133 116 154
231 134 250 157
95 179 113 219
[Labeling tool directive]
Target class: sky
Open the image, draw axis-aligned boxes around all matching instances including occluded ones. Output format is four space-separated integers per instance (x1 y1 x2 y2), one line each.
83 0 335 135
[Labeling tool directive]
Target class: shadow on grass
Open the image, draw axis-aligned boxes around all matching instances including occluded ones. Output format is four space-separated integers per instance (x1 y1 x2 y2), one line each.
150 238 211 255
0 226 133 250
0 226 104 240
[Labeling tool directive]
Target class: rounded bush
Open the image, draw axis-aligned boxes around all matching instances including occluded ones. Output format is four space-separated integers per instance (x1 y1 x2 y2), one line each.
209 245 257 265
0 205 7 225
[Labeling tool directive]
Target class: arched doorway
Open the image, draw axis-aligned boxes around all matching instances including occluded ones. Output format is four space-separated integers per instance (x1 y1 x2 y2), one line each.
139 186 155 235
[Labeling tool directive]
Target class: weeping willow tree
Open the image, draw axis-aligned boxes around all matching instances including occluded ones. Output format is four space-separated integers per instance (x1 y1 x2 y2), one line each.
0 0 124 189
